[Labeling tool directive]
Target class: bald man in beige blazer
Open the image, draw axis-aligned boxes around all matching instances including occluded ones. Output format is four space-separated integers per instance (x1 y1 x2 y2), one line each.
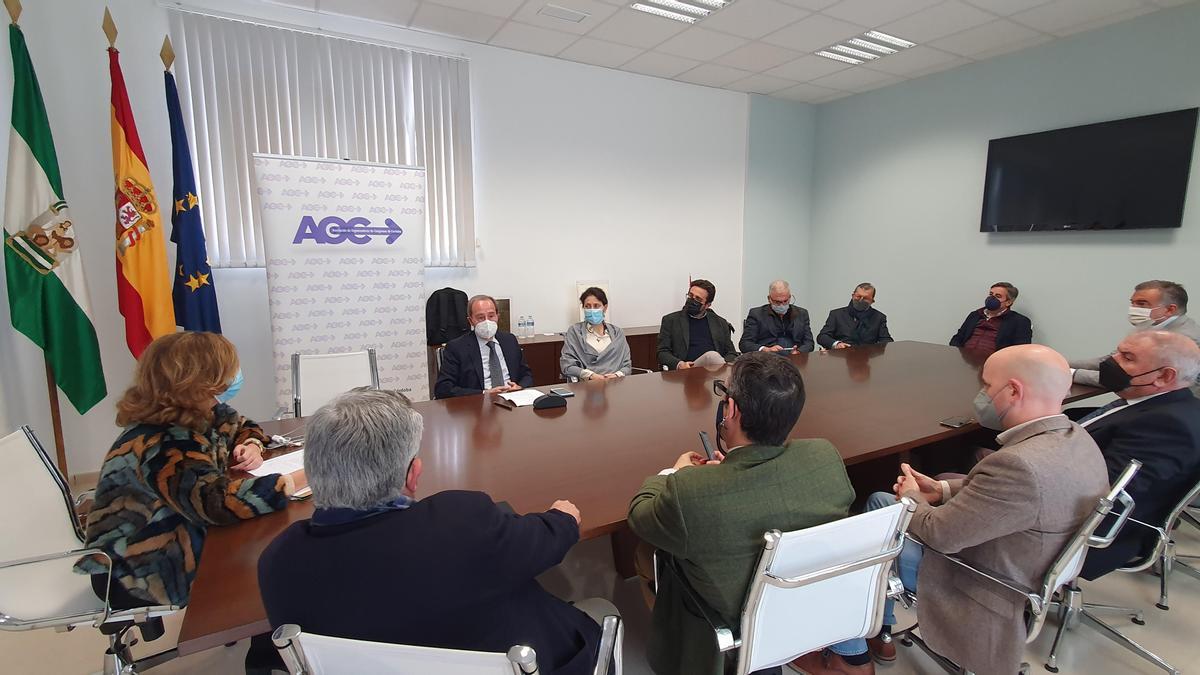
903 347 1108 675
804 345 1109 675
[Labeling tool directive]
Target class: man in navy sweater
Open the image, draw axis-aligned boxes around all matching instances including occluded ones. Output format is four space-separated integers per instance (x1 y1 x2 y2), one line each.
258 389 615 674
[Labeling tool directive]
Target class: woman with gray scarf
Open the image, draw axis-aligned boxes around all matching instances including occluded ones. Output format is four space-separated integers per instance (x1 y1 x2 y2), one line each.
560 286 633 381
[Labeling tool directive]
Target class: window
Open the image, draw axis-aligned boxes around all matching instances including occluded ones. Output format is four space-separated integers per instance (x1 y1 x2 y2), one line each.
169 10 476 267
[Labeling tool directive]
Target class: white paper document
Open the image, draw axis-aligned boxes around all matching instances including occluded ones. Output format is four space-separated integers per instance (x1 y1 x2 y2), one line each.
249 449 306 477
498 389 545 407
692 350 728 368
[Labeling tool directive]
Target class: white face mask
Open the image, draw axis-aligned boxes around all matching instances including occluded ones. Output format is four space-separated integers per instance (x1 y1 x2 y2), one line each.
474 319 498 340
1128 306 1155 327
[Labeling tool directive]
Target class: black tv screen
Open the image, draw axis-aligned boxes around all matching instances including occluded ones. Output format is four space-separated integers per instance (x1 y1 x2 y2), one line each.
980 108 1197 232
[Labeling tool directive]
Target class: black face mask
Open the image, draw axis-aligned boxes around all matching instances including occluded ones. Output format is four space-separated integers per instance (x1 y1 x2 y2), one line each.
850 299 870 313
685 297 705 317
1098 356 1164 392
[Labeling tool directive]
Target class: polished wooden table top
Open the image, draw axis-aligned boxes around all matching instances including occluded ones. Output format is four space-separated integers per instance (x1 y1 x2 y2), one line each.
176 341 1101 655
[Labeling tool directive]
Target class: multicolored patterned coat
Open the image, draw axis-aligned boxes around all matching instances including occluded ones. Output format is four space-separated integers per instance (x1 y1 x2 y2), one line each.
74 403 289 606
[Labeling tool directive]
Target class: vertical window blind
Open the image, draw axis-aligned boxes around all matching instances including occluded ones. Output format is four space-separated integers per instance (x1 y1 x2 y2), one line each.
168 10 476 267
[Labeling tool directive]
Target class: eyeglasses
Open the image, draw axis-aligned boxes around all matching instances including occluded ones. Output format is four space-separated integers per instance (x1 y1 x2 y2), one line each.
713 379 731 398
686 292 707 304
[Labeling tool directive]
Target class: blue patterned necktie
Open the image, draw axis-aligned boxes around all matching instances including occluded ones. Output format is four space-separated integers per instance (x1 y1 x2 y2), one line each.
1078 399 1128 425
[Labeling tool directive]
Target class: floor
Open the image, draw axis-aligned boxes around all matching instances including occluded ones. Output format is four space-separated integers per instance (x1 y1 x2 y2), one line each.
3 525 1198 675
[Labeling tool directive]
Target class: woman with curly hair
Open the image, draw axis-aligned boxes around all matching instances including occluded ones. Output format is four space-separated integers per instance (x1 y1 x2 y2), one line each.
75 331 296 610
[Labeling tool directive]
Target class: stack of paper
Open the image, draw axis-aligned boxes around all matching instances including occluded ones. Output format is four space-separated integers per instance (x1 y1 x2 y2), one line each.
249 449 305 477
498 389 545 407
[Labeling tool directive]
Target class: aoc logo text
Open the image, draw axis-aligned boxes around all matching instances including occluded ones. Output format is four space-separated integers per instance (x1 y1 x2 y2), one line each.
293 215 404 245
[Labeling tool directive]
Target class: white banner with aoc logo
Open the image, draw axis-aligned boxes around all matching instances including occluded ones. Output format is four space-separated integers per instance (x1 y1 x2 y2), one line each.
252 154 429 409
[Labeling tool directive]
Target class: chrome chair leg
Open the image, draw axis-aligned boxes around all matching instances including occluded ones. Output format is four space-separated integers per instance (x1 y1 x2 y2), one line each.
895 628 961 674
1081 602 1145 625
1078 610 1180 675
1045 585 1081 673
1156 541 1174 610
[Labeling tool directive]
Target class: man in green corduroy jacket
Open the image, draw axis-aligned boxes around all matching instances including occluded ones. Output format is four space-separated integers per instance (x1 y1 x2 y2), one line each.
628 351 856 675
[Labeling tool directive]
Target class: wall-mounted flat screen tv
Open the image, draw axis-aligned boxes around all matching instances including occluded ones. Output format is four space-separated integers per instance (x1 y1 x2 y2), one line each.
980 108 1197 232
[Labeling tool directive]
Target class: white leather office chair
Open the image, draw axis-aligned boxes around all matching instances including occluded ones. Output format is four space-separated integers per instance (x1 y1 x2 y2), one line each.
272 615 623 675
292 349 380 417
0 426 179 674
657 500 916 675
893 461 1152 675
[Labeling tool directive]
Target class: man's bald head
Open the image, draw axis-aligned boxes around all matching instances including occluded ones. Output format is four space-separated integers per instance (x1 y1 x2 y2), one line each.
981 345 1072 428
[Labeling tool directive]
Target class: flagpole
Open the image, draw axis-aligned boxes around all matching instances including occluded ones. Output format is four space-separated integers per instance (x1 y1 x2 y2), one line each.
43 359 69 476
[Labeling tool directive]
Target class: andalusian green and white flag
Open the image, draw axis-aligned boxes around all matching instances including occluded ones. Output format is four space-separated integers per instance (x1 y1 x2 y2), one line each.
3 24 106 413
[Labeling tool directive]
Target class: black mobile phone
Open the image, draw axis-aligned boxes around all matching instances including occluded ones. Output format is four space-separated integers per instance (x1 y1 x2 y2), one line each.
939 416 973 428
698 431 716 461
493 397 515 410
549 386 575 398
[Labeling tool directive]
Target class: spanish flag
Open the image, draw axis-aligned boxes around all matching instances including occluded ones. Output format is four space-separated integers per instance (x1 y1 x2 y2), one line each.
110 47 174 357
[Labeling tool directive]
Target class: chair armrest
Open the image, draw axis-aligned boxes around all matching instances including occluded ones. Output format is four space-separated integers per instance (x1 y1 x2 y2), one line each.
73 489 96 510
592 615 621 675
905 535 1043 615
656 552 740 652
0 547 119 628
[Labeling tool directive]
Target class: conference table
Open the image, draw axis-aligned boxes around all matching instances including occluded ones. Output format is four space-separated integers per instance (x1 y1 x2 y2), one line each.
175 340 1102 656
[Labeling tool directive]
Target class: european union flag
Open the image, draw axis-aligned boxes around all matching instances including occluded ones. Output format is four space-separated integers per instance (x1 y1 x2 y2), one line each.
165 71 221 332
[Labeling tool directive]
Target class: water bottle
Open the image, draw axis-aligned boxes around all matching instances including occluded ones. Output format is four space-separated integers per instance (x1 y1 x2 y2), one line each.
529 314 536 336
518 315 528 338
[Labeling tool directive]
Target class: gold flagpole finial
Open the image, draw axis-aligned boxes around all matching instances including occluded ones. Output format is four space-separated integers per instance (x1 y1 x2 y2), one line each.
102 7 117 48
5 0 22 25
160 35 175 70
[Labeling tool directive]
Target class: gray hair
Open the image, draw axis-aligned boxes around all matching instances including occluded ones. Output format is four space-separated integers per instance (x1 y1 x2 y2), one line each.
467 294 498 317
1131 331 1200 387
1135 280 1188 312
304 389 424 510
768 280 790 294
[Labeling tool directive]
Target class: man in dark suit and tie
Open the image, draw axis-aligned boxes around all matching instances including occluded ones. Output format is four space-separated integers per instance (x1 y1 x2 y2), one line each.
1079 330 1200 578
817 282 894 350
949 282 1032 354
434 294 533 399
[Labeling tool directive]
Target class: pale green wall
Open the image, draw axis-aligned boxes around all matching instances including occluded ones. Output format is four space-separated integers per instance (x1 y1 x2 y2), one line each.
806 3 1200 361
742 95 816 317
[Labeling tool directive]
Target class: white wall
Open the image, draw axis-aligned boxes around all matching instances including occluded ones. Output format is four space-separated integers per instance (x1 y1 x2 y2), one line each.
741 95 815 316
807 4 1200 360
0 0 748 475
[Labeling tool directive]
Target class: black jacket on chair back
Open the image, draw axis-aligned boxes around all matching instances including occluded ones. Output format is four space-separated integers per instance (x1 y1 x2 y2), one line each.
426 287 470 345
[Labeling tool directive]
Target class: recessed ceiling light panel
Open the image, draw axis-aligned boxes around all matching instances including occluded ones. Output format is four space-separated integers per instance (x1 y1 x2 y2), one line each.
816 50 863 65
647 0 712 17
846 38 897 55
863 30 916 49
828 44 880 60
631 2 698 23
